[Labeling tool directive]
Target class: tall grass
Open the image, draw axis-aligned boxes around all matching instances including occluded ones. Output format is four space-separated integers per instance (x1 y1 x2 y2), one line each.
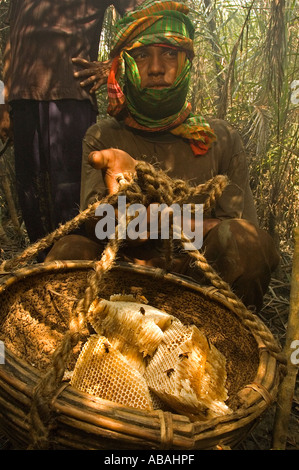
187 0 299 248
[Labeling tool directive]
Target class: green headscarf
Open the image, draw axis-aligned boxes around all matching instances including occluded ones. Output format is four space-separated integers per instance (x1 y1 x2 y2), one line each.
107 0 216 155
124 51 191 122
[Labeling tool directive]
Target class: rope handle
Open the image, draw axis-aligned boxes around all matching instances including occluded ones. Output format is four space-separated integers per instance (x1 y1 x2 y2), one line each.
0 161 228 273
25 161 231 448
21 161 284 449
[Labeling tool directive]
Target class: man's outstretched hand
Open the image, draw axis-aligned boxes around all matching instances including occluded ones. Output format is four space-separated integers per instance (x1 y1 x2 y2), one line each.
72 58 113 93
88 148 137 194
88 148 221 248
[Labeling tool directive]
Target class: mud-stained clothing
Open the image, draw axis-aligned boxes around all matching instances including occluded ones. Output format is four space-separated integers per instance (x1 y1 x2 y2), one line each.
76 117 280 311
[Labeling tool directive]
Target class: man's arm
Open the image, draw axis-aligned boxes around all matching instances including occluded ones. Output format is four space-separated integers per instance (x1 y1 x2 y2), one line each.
72 58 113 94
72 0 146 92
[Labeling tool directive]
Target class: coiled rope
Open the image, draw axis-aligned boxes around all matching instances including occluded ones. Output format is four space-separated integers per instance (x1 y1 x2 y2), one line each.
0 161 285 449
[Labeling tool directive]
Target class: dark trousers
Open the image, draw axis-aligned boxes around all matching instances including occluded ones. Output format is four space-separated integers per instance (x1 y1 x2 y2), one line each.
11 99 97 243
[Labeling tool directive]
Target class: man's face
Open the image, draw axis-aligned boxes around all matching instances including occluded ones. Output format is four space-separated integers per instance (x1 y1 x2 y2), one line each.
129 45 178 89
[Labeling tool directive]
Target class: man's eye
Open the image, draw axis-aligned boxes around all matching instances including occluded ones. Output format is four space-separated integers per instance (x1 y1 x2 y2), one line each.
164 49 178 58
131 50 147 61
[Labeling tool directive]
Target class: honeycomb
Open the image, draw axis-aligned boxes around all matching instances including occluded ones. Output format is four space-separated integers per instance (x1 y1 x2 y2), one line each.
71 295 230 417
70 335 153 410
144 320 230 417
87 296 173 374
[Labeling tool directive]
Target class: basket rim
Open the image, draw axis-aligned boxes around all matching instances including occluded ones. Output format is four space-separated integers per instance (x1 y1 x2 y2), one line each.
0 260 282 449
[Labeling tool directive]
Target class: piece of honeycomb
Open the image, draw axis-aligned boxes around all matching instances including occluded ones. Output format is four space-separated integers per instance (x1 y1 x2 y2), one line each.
70 295 230 417
144 320 230 418
71 335 153 410
87 296 173 374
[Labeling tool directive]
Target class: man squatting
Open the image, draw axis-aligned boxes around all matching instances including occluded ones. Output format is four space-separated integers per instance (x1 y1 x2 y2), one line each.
45 0 280 313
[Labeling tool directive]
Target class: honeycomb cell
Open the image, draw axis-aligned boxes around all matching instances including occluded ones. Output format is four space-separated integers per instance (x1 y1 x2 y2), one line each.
71 335 153 410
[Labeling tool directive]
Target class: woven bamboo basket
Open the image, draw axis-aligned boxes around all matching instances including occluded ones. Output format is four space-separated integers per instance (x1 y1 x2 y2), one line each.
0 260 285 450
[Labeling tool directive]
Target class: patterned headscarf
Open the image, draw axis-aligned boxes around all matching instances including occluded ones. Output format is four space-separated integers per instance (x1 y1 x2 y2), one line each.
107 0 216 155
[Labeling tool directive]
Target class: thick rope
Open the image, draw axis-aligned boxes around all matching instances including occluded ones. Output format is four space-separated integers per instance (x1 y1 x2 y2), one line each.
18 160 284 448
179 232 286 365
0 194 115 272
26 162 229 449
28 236 122 449
0 162 227 273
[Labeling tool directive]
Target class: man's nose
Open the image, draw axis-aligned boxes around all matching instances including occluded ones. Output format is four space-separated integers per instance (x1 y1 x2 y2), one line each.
148 51 165 75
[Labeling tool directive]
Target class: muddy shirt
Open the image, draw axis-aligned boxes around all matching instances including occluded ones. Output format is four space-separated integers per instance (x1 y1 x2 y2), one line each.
81 117 259 225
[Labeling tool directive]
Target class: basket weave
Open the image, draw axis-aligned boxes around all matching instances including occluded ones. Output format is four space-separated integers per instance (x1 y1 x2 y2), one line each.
0 260 284 450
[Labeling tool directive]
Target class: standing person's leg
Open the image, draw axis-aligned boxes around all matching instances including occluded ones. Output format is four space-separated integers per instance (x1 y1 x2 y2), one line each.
11 99 97 246
11 100 54 243
48 99 97 229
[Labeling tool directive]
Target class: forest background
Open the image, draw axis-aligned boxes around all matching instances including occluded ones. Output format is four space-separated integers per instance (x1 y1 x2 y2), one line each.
0 0 298 450
97 0 299 252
